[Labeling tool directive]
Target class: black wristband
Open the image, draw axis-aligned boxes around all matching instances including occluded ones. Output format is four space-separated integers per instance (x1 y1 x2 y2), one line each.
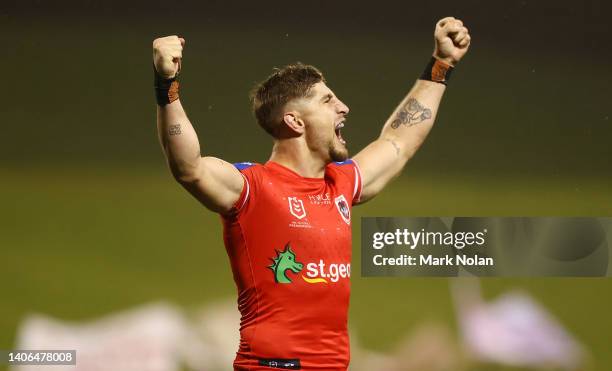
420 57 454 85
154 67 180 106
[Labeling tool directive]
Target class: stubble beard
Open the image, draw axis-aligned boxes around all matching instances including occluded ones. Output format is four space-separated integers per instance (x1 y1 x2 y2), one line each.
329 140 349 162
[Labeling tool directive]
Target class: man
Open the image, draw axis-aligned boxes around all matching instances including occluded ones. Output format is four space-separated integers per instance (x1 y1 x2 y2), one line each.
153 17 470 370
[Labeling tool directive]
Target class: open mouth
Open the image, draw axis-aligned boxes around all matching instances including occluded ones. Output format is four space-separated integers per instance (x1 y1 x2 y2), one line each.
335 121 346 145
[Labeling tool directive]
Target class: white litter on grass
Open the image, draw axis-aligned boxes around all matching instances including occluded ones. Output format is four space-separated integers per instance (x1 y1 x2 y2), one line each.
15 289 582 371
11 302 209 371
452 279 584 370
11 298 403 371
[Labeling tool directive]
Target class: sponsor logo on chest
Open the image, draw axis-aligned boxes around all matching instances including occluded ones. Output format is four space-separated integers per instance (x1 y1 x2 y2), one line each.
286 194 351 227
268 243 351 285
308 192 331 205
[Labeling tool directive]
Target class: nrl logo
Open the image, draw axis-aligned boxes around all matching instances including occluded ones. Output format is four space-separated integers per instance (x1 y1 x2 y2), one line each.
268 243 304 284
335 195 351 225
288 196 306 219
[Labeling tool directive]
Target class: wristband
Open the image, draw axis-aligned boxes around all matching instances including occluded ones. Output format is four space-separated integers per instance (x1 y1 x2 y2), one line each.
154 68 180 106
420 57 453 85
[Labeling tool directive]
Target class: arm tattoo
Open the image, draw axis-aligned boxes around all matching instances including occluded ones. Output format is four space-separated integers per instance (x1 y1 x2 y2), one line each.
390 98 432 129
168 124 182 136
384 138 400 156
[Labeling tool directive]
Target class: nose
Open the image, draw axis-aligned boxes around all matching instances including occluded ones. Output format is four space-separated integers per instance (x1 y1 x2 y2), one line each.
337 99 349 115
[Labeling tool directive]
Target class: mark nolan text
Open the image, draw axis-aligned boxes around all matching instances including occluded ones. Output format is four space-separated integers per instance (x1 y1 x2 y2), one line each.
373 254 494 266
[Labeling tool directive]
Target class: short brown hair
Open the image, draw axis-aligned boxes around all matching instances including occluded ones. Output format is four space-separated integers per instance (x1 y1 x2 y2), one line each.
250 62 326 137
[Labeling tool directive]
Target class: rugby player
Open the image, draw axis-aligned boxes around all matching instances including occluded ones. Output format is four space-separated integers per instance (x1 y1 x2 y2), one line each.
153 17 470 370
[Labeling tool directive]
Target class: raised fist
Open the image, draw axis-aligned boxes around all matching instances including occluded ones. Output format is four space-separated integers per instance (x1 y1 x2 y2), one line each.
152 35 185 79
433 17 471 66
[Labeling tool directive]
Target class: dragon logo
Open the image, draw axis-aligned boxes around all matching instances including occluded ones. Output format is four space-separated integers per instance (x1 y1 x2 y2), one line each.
268 243 304 283
335 195 351 225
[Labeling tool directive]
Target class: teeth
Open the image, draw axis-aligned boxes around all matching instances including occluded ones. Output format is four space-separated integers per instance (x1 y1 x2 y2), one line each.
335 121 346 145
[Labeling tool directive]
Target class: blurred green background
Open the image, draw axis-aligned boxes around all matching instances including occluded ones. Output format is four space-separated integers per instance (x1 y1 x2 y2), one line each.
1 0 611 369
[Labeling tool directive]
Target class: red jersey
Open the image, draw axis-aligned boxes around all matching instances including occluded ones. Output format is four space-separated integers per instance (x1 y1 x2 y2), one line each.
221 160 363 370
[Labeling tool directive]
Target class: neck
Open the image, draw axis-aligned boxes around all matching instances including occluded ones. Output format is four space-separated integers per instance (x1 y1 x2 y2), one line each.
269 138 328 178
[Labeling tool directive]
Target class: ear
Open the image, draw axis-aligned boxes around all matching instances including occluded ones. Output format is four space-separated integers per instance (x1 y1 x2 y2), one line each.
282 111 305 134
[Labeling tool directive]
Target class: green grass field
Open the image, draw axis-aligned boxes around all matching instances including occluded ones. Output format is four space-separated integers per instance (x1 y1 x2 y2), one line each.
2 167 611 370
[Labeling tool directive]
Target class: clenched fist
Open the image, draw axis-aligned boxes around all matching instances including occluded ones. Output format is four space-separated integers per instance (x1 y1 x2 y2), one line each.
433 17 471 66
153 35 185 79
